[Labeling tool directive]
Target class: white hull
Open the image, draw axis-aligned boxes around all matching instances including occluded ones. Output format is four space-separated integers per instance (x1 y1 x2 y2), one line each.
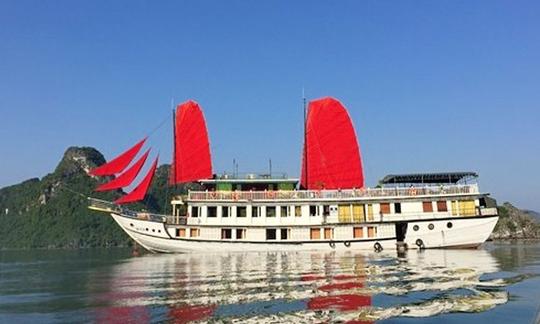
111 213 498 253
403 216 498 249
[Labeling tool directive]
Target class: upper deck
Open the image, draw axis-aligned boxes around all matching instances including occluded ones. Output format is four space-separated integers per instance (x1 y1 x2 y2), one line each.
187 183 481 202
182 171 484 203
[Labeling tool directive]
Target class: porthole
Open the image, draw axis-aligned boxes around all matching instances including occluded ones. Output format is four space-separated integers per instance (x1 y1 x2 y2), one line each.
158 230 161 233
428 223 435 230
130 223 134 227
152 229 155 232
413 225 419 231
447 222 453 229
146 228 149 231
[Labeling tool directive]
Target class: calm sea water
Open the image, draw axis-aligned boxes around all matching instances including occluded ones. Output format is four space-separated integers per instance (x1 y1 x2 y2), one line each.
0 242 539 323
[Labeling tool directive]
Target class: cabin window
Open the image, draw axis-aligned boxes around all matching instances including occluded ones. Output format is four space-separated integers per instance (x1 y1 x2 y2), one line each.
339 204 351 222
394 203 402 214
437 201 448 212
309 205 318 216
323 205 330 216
237 206 247 217
459 200 476 216
267 206 276 217
295 206 302 217
281 228 289 240
310 228 321 240
423 201 433 213
266 228 277 240
280 206 289 217
191 206 199 218
221 229 232 239
207 206 217 217
251 206 260 217
324 228 333 239
222 206 230 218
352 204 364 222
380 203 390 214
367 226 377 238
190 228 200 237
479 198 487 208
353 227 363 238
366 204 374 221
236 228 246 239
176 228 186 237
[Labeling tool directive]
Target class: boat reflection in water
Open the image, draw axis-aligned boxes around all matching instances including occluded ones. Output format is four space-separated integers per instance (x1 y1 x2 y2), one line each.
95 248 526 323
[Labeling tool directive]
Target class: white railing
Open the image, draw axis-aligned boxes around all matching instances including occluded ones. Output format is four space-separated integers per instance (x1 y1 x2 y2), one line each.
88 198 174 223
188 184 479 201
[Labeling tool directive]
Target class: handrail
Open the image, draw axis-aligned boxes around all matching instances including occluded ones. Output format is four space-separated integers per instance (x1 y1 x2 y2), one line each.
87 197 176 223
187 184 479 201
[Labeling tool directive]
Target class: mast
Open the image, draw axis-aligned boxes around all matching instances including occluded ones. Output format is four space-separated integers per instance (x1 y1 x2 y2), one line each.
171 105 177 187
303 89 308 189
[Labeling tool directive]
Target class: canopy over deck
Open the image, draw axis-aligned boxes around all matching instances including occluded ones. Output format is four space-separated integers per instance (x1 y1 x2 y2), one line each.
381 172 478 185
199 174 298 192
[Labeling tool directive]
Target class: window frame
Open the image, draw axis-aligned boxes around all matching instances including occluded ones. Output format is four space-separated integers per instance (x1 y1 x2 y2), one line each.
207 206 217 218
280 228 289 240
221 228 232 239
237 206 247 217
222 206 230 218
266 228 277 240
423 201 434 213
436 201 448 212
380 203 391 214
266 206 276 217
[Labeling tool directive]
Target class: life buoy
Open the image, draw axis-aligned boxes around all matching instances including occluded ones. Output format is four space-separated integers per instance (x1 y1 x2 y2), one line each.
409 188 417 196
329 241 336 249
232 192 239 201
344 241 351 247
415 239 425 250
210 192 217 199
374 242 383 252
265 191 275 199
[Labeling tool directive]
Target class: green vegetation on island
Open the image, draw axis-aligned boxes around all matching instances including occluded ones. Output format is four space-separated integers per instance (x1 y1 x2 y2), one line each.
0 147 187 249
0 146 538 249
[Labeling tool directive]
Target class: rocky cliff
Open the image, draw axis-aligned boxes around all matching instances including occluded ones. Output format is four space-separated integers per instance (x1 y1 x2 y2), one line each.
0 146 196 249
490 203 540 240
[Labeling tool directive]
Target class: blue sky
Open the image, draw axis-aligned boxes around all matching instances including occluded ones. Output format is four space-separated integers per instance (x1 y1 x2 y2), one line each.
1 1 539 210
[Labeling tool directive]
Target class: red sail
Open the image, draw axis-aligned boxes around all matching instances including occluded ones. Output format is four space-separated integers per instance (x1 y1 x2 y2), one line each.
95 149 151 192
170 100 213 184
115 156 158 205
300 97 364 190
89 138 147 176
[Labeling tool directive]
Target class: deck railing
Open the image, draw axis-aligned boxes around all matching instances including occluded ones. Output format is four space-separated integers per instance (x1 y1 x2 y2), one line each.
87 198 173 223
187 184 479 201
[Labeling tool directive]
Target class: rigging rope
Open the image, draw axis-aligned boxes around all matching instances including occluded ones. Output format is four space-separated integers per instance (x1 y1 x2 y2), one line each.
57 183 90 200
147 111 171 138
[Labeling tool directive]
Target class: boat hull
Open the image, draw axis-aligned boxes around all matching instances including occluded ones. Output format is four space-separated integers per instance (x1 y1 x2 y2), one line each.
402 216 498 249
111 213 498 253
